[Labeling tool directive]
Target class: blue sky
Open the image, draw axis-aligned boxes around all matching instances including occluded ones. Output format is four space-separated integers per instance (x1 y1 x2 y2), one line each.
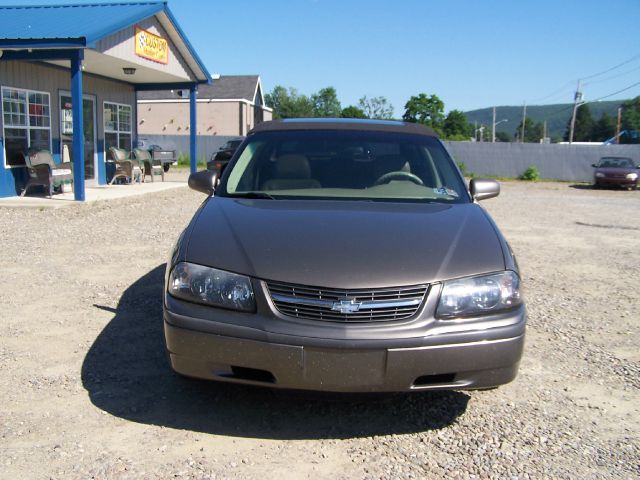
3 0 639 115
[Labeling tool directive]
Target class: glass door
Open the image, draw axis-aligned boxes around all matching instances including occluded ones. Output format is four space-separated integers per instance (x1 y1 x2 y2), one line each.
60 94 96 179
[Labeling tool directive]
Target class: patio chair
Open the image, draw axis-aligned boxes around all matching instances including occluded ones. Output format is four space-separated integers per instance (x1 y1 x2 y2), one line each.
133 148 165 182
21 149 73 198
107 147 142 184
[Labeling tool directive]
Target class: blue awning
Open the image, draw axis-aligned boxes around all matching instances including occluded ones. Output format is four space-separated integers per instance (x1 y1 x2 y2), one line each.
0 1 211 83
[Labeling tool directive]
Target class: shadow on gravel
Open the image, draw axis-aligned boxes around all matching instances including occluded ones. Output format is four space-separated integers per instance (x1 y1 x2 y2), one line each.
82 264 470 440
569 183 637 191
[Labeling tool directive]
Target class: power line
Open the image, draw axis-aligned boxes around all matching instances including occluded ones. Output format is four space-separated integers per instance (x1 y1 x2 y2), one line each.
583 64 640 87
528 53 640 106
581 53 640 80
541 103 577 120
530 80 576 103
588 81 640 102
542 80 640 121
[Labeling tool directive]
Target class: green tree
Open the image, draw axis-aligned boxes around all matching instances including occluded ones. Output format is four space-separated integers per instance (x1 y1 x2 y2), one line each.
265 85 314 119
264 85 288 119
620 96 640 143
563 103 594 141
402 93 445 131
591 112 616 142
358 96 394 119
442 109 471 139
495 131 511 142
341 105 367 119
515 117 544 143
311 86 342 118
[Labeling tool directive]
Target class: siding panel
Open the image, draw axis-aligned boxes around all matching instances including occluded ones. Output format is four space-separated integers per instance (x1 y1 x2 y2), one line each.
96 17 192 80
1 60 135 145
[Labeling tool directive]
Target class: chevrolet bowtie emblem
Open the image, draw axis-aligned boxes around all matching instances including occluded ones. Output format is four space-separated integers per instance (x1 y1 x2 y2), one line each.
331 299 362 314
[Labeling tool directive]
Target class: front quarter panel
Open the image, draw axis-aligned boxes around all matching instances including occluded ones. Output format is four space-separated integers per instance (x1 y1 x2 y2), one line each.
164 197 211 303
477 206 519 274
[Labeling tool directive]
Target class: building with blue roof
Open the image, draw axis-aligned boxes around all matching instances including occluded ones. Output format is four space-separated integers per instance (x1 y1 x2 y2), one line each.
0 1 212 200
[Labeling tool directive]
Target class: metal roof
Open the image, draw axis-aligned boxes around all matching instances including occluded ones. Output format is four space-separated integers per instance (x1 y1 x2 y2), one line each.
0 1 211 83
138 75 261 102
0 2 164 45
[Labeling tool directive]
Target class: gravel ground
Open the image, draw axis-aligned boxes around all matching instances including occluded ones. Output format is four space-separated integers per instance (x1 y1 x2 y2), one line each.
0 176 638 479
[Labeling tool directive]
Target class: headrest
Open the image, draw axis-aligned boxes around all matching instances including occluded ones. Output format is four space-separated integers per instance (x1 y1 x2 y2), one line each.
109 147 127 161
133 148 152 160
274 154 311 179
25 149 54 168
376 154 410 172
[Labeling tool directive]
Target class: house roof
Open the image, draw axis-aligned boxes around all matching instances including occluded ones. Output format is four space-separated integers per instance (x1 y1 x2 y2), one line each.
0 1 211 83
138 75 262 102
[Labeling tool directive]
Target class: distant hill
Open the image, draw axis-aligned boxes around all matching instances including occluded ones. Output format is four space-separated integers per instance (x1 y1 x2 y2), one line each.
464 100 627 140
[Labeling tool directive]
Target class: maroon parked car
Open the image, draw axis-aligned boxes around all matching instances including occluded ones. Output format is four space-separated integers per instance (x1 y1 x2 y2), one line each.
592 156 639 190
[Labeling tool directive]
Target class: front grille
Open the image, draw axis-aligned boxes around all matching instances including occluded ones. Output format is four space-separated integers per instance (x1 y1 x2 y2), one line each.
266 281 428 322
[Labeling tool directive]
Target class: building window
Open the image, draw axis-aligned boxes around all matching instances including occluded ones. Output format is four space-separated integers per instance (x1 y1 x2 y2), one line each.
104 102 132 152
2 87 51 167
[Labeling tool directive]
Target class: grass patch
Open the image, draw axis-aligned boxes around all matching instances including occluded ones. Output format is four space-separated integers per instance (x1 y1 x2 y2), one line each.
176 153 207 169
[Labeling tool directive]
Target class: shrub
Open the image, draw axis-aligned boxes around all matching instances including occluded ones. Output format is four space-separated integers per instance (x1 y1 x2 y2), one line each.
176 153 206 168
519 165 540 181
457 162 475 178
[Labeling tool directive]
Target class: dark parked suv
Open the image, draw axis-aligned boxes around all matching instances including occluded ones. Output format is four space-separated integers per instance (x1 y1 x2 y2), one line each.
165 119 526 392
206 139 243 175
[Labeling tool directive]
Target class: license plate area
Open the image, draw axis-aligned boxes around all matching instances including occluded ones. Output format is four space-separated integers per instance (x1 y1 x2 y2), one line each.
303 348 387 387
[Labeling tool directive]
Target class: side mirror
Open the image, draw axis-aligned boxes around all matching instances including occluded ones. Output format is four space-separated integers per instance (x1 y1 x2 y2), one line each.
188 170 217 196
591 164 598 168
469 178 500 201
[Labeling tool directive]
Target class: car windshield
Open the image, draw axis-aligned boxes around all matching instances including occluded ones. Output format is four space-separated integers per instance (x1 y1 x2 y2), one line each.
222 140 242 150
220 130 470 204
597 157 634 168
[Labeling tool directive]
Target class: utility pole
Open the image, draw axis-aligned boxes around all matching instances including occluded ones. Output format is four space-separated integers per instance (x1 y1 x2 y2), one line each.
615 107 622 144
492 106 496 143
569 80 583 144
521 103 527 143
543 120 547 143
474 120 478 141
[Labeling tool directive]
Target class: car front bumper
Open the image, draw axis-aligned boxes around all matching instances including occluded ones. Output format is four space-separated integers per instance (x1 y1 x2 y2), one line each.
164 303 526 392
594 177 637 188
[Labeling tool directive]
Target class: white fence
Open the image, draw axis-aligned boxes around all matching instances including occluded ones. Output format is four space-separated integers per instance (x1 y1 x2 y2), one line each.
444 142 640 181
139 134 639 182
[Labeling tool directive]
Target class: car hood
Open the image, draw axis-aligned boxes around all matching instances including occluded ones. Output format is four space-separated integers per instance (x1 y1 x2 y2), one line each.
185 198 506 288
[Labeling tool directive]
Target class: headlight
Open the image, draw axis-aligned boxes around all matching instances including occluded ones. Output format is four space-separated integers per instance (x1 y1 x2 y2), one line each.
436 271 521 319
595 172 605 178
626 173 638 180
168 262 255 312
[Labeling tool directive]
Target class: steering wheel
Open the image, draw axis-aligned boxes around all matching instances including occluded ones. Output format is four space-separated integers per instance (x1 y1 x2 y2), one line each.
373 171 424 186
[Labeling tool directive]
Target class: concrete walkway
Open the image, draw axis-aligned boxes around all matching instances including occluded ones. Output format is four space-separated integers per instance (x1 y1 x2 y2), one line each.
0 170 190 209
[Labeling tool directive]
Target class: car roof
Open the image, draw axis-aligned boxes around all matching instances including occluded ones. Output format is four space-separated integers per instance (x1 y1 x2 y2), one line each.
250 118 438 137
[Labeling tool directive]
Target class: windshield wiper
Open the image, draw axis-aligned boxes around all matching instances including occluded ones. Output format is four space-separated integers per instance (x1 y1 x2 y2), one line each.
227 191 276 199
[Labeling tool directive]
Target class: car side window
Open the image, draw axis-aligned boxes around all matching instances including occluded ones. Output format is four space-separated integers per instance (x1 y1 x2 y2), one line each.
227 141 265 192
